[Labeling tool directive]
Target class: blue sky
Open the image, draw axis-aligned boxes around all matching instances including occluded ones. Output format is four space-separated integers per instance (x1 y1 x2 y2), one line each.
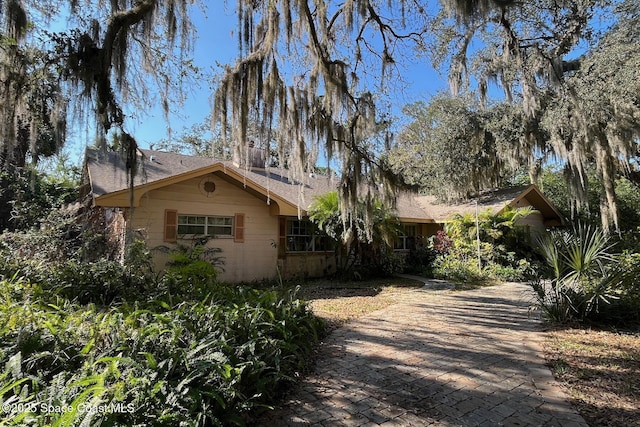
125 3 450 151
61 2 450 164
125 4 237 149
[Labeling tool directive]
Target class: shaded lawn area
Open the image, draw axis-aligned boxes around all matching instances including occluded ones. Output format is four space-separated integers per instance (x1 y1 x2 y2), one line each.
544 327 640 427
298 277 640 426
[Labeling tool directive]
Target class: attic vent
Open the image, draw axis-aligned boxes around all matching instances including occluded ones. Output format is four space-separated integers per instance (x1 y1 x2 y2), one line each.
203 181 216 193
199 176 217 197
150 155 156 162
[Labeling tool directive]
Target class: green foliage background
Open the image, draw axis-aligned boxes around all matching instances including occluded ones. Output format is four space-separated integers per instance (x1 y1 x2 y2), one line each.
0 207 325 426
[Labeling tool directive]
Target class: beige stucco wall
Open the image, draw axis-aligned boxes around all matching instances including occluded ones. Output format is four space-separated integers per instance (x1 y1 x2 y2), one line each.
420 223 444 238
129 175 279 283
513 197 547 237
127 175 336 282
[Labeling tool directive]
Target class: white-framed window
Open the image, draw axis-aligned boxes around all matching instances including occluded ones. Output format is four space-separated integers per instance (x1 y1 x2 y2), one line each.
177 215 234 237
394 224 417 251
286 219 332 252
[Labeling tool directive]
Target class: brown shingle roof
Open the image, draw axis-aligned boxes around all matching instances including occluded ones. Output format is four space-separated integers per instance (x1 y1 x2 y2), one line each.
86 148 337 211
85 149 560 223
414 187 528 221
86 149 215 196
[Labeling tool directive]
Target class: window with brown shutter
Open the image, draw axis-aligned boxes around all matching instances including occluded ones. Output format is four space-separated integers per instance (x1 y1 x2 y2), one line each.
164 209 178 242
234 213 245 243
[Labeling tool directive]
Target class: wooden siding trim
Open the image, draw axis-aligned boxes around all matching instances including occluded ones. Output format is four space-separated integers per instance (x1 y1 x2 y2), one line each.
94 163 300 214
278 217 286 259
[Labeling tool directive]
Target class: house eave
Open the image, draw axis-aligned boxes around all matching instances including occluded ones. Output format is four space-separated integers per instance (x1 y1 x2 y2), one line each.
398 217 436 224
93 162 301 214
501 184 565 224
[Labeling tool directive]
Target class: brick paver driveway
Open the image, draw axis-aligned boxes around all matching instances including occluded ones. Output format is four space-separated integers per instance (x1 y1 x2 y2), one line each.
256 282 588 426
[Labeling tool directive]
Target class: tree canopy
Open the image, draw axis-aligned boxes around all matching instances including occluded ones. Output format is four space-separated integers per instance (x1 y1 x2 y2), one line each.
1 0 638 231
429 0 640 230
216 0 640 230
386 96 527 201
1 0 198 168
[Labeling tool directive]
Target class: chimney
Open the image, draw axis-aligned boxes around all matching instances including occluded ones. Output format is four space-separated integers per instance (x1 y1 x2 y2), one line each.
232 140 267 169
248 146 266 169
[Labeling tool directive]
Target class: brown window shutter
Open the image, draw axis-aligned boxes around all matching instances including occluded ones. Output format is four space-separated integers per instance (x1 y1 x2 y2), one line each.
164 209 178 242
234 213 245 243
278 217 286 258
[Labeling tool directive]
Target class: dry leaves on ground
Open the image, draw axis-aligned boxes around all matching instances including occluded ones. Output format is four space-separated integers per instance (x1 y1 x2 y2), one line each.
298 278 423 331
544 327 640 427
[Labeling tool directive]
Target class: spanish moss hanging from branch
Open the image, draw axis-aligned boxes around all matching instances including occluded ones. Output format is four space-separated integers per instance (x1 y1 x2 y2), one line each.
214 0 431 226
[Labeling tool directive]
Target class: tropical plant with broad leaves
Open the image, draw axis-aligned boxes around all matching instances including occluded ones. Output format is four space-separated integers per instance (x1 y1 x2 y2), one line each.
432 205 535 282
0 274 324 426
446 205 534 245
308 191 402 277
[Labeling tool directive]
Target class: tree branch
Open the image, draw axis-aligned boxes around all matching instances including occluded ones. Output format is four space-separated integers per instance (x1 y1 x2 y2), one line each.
97 0 156 131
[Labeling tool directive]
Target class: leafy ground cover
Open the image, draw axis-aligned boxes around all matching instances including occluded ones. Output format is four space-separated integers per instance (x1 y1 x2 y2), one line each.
0 275 324 426
298 277 640 427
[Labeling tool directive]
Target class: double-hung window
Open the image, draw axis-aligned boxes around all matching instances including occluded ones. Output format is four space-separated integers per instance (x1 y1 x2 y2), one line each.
286 219 332 252
177 215 233 237
394 224 417 251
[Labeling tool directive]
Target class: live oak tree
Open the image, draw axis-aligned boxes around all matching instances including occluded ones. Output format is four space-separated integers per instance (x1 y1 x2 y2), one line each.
213 0 433 215
150 120 232 159
215 0 639 230
430 0 640 230
0 0 200 232
386 96 527 201
0 18 69 229
1 0 198 176
0 14 66 169
2 0 638 231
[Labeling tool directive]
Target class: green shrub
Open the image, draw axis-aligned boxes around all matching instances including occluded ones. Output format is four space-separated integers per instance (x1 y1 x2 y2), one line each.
0 214 325 425
0 206 109 266
374 249 406 276
0 208 154 305
588 251 640 326
157 239 225 301
529 224 624 323
617 252 640 310
483 258 532 282
0 255 158 305
432 241 532 283
429 207 537 284
0 276 325 426
433 255 484 283
404 245 437 276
